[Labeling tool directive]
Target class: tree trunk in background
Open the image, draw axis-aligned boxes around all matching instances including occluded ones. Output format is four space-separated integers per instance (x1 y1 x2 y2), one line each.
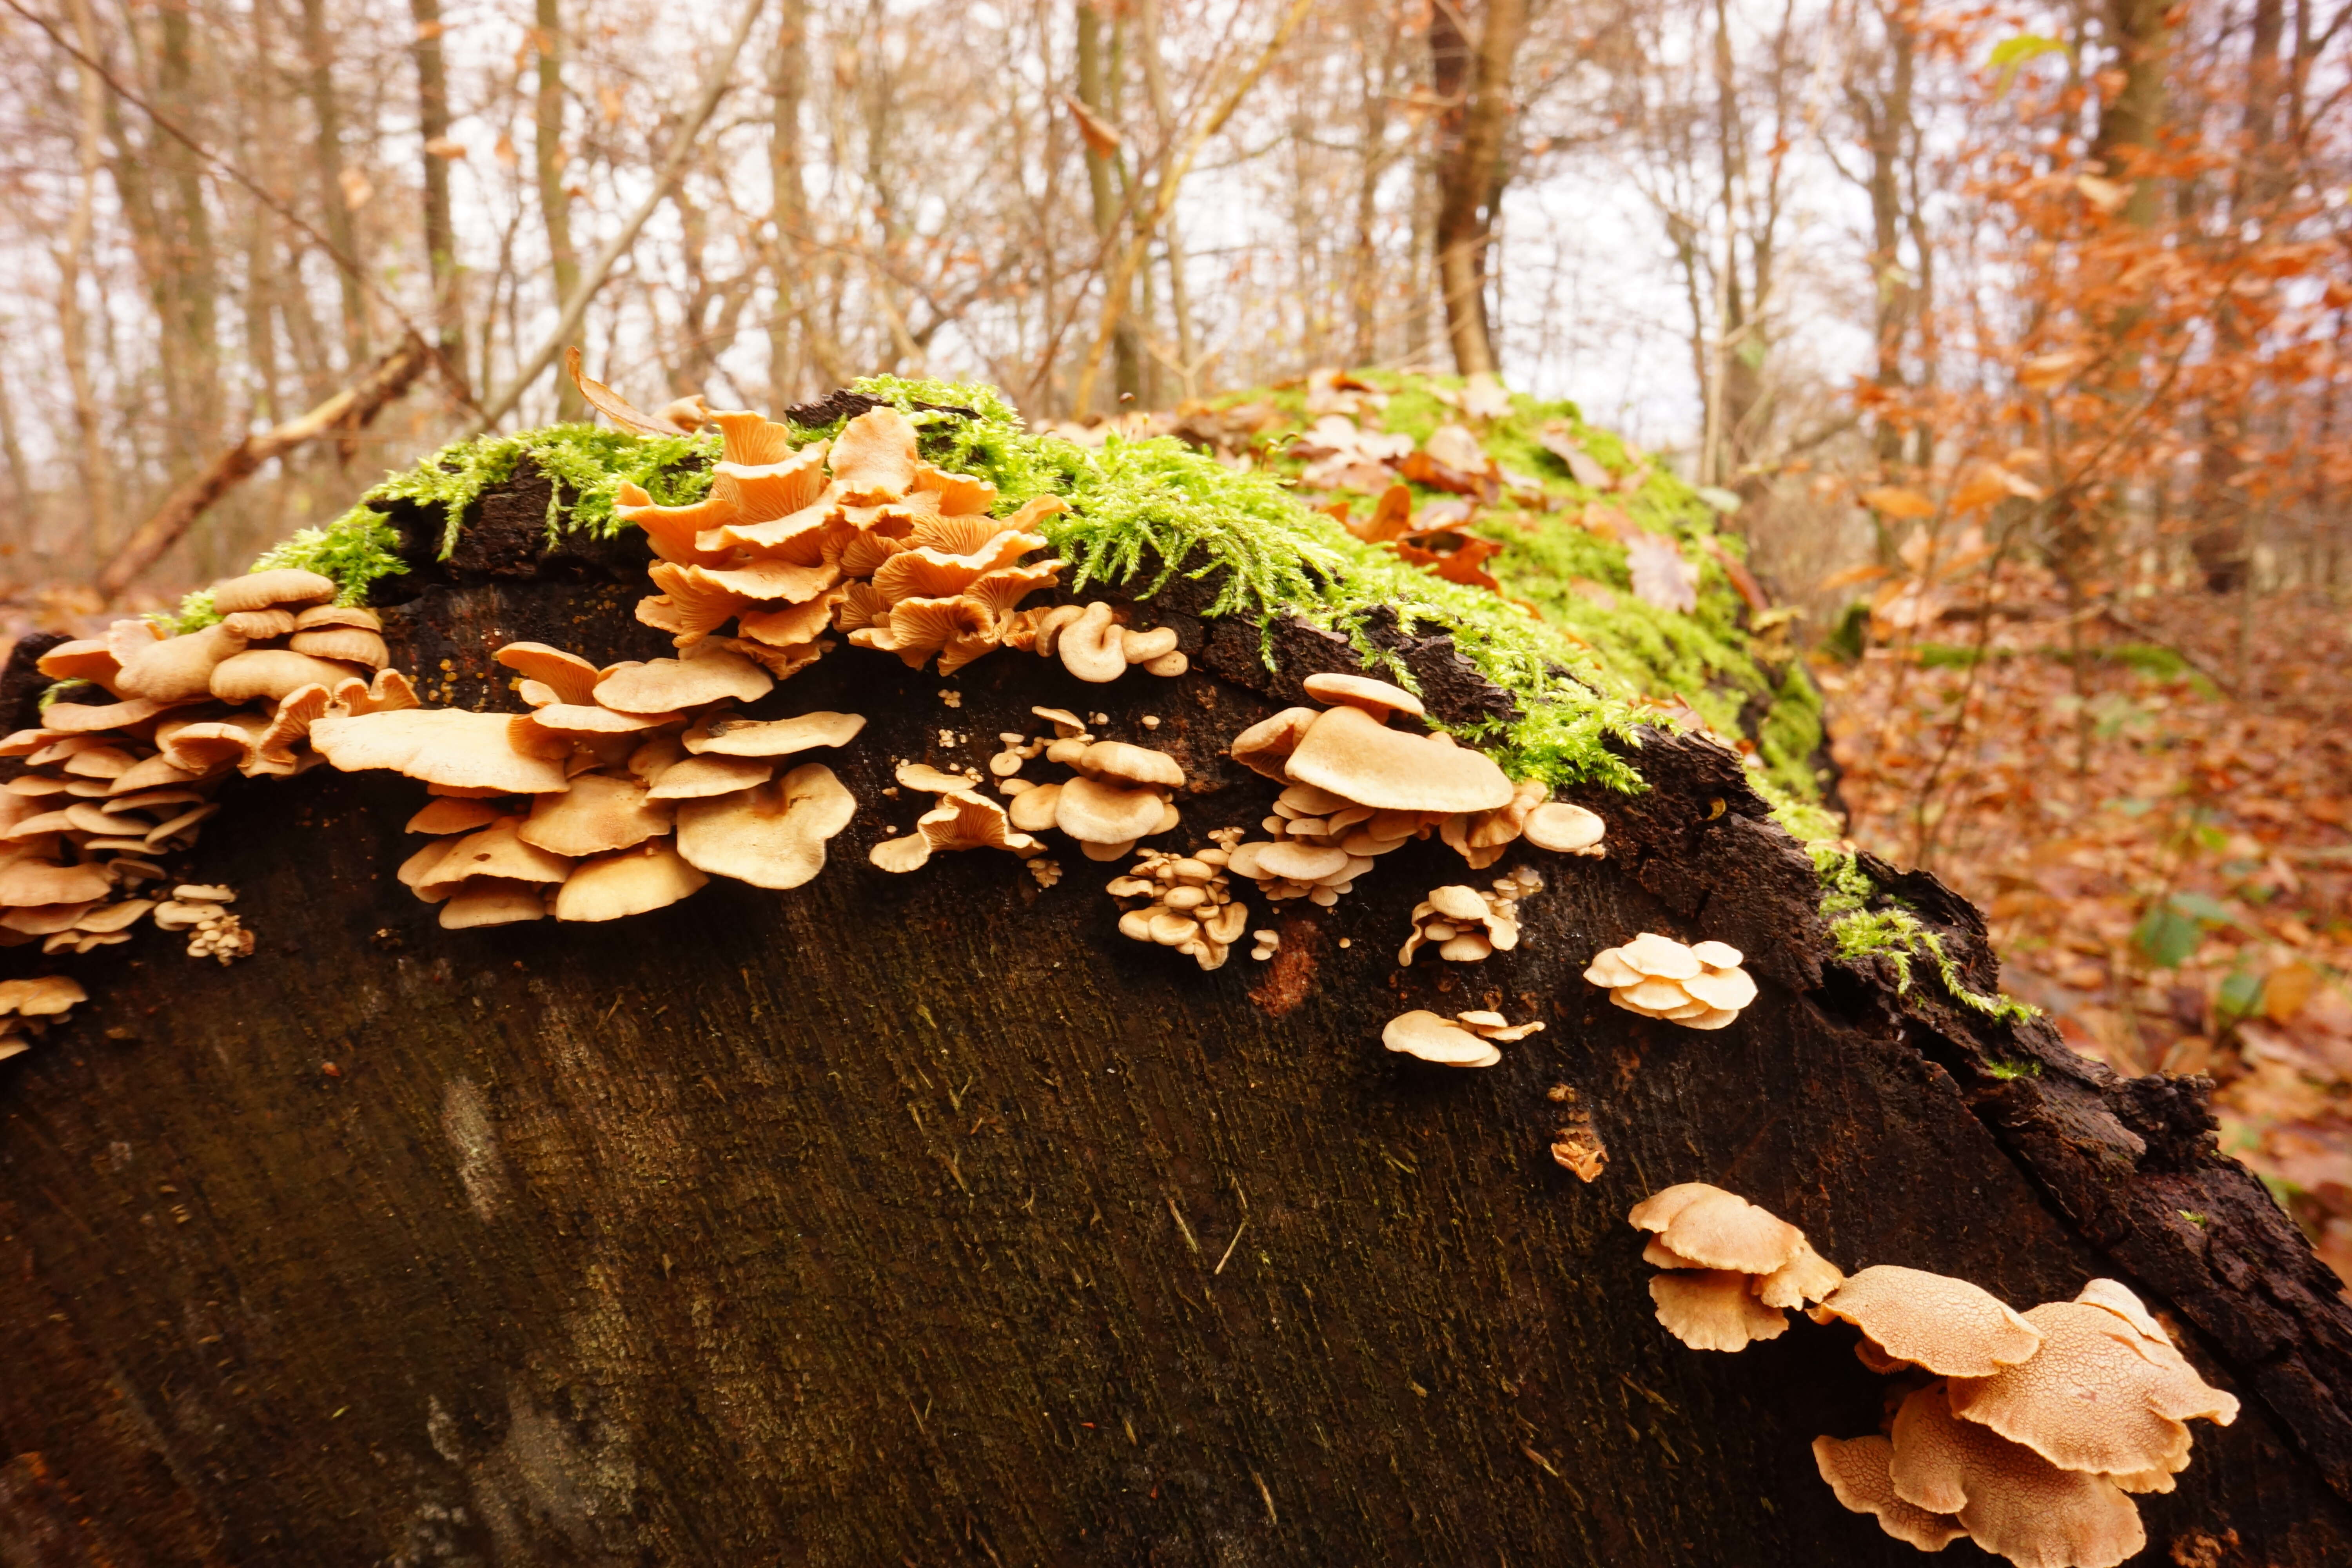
1 468 2350 1564
1075 0 1142 412
1136 0 1196 388
156 0 222 471
535 0 586 422
411 0 468 402
766 0 811 408
2191 0 2284 595
1429 0 1526 378
298 0 369 368
56 0 114 558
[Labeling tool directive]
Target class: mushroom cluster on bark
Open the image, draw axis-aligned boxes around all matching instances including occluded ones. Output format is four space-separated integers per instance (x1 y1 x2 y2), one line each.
1628 1184 2242 1568
1000 599 1189 682
0 973 85 1061
315 640 862 926
0 567 412 962
1221 673 1604 908
1106 845 1250 970
869 761 1040 873
1584 932 1758 1029
611 400 1069 680
992 709 1187 864
1397 869 1543 965
1379 1007 1544 1068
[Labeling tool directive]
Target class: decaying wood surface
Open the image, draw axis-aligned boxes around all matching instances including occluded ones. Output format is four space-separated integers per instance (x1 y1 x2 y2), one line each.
1 467 2347 1566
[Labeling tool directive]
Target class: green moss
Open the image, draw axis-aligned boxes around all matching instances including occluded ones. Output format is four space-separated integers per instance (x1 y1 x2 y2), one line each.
1985 1060 2043 1080
36 679 92 711
1814 845 2037 1022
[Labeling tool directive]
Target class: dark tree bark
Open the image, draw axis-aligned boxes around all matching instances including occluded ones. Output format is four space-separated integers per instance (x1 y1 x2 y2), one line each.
1 467 2350 1565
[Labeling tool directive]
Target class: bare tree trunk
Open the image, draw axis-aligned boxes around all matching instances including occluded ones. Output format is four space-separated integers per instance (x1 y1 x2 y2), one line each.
766 0 811 408
156 0 222 471
1429 0 1528 378
412 0 468 401
1075 0 1141 412
1136 0 1195 384
536 0 586 421
298 0 369 365
56 0 115 558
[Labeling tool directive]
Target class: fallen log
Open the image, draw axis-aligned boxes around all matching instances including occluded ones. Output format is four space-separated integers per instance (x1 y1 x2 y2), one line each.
0 407 2346 1567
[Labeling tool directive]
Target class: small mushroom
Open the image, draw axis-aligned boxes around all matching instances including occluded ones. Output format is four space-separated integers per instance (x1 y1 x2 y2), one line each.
113 622 250 703
870 788 1040 873
1649 1270 1792 1351
1812 1265 2045 1378
1585 932 1755 1028
1300 671 1425 722
1811 1435 1968 1552
1118 626 1180 664
288 626 389 666
413 820 572 899
1382 1009 1500 1068
495 642 604 706
682 710 866 757
1054 775 1170 850
646 753 773 800
593 649 773 715
1629 1183 1806 1274
518 773 675 857
221 609 298 639
210 649 368 704
439 879 549 929
554 839 709 921
1282 704 1514 814
212 568 336 614
1057 603 1127 683
1523 800 1606 855
407 798 506 835
674 763 855 889
294 604 383 632
1227 707 1320 782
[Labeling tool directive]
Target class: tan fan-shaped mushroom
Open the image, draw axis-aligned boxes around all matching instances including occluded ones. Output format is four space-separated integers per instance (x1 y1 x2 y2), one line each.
37 637 123 689
1381 1009 1500 1067
412 820 572 900
1300 671 1425 722
1629 1183 1806 1274
646 753 772 800
494 642 603 706
1283 704 1513 814
1523 800 1606 855
113 622 249 703
212 568 336 614
554 838 708 921
1228 706 1320 782
674 763 854 889
1943 1300 2238 1480
1888 1382 2145 1568
829 406 920 502
593 650 773 715
1650 1269 1791 1351
518 773 674 857
1811 1434 1968 1552
310 708 574 794
288 626 388 666
1814 1265 2044 1378
683 710 866 758
211 649 368 704
871 788 1040 873
1585 932 1755 1029
439 879 549 929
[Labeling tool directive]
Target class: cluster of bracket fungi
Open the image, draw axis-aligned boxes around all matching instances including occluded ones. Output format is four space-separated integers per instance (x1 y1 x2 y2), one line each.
0 383 1761 1084
1632 1182 2240 1568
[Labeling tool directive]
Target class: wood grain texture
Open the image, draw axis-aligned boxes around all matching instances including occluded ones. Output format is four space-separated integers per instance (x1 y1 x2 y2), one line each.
1 547 2348 1565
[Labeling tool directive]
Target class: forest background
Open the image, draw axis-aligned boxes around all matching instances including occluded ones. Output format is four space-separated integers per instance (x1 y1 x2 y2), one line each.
0 0 2347 1278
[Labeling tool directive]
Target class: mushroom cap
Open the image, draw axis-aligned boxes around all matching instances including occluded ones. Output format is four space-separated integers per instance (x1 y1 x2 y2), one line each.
829 406 920 501
1283 704 1514 813
1615 976 1697 1015
294 604 383 632
2073 1279 2171 1347
210 649 367 704
684 710 866 757
526 703 678 736
1944 1300 2238 1477
1523 800 1606 853
1888 1383 2146 1568
1626 1183 1805 1274
0 858 113 906
1649 1269 1790 1352
407 798 505 835
414 820 572 896
1049 602 1124 684
896 762 979 795
1054 775 1166 844
0 975 87 1016
518 773 675 857
1815 1265 2045 1377
1255 841 1352 883
646 753 773 800
1071 741 1184 789
1757 1240 1847 1310
1620 931 1703 980
674 763 855 889
1691 939 1745 967
1007 781 1062 833
1682 964 1759 1011
1583 946 1645 988
1427 884 1489 922
1301 671 1425 721
288 626 388 666
495 642 603 706
554 839 709 921
113 622 249 703
1229 707 1321 782
1381 1009 1500 1067
37 637 122 688
593 650 773 715
309 708 574 794
44 697 173 734
212 568 336 613
221 609 297 639
439 879 549 929
1810 1435 1968 1552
